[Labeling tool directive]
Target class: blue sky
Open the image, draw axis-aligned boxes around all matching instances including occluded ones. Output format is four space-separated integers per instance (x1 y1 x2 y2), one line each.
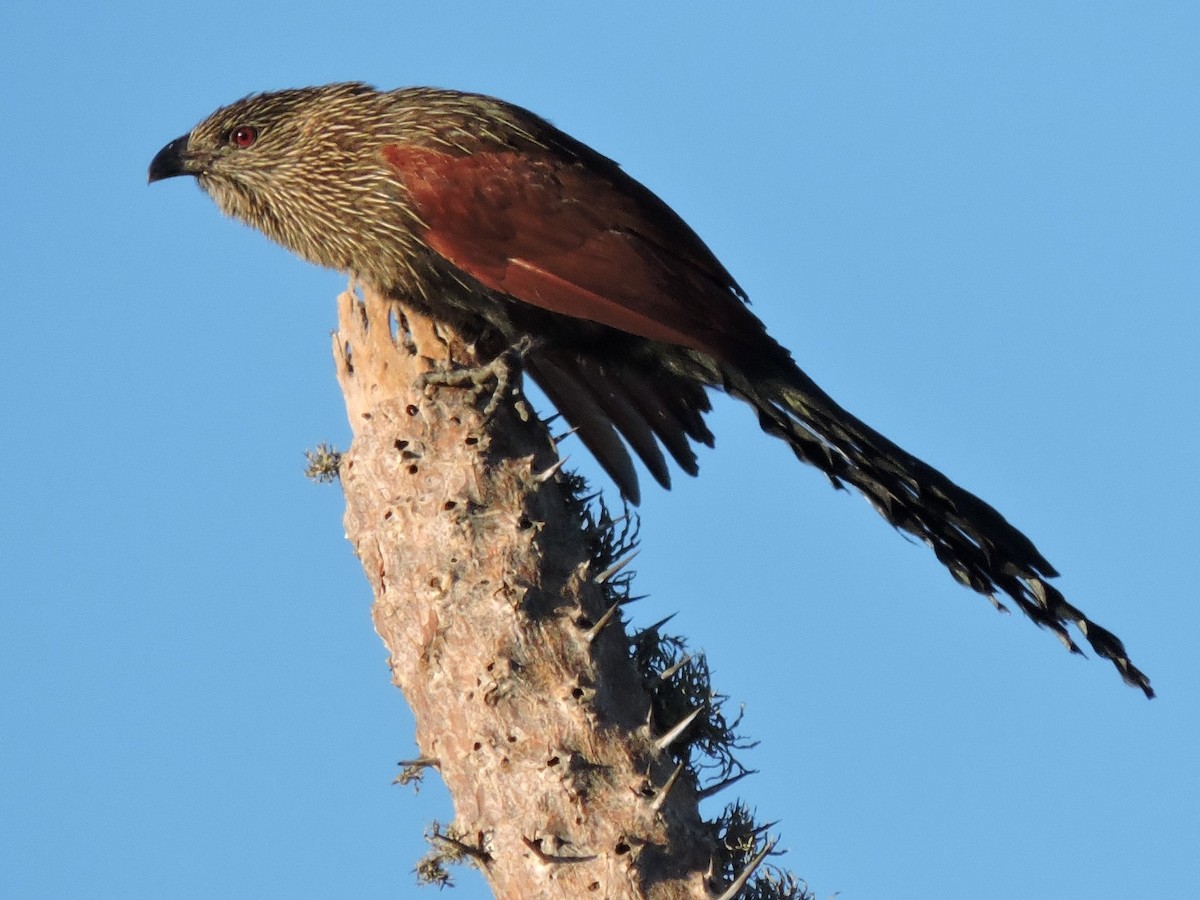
3 3 1197 898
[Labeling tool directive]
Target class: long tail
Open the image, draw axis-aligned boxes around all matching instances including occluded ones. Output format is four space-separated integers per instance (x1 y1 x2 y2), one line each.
724 362 1153 697
523 346 1152 697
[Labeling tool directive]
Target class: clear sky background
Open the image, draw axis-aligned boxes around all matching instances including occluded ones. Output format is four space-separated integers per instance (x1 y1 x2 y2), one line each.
3 3 1197 898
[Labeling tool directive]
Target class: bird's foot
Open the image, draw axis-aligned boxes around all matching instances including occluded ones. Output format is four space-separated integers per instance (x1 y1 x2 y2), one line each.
418 336 538 418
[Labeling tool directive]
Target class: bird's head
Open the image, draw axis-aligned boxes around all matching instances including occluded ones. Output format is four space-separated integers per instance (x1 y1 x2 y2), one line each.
148 83 420 282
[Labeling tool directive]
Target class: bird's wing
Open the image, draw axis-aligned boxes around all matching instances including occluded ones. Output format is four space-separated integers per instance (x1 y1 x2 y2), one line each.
382 145 764 365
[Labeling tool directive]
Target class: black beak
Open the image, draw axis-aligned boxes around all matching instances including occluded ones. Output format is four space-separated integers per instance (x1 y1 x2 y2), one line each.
148 134 194 183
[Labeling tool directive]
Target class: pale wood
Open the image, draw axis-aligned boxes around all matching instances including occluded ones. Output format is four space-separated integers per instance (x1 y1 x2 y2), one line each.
333 284 720 899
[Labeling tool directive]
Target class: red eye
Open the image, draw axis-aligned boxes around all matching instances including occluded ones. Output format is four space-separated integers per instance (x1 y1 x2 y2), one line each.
230 125 258 148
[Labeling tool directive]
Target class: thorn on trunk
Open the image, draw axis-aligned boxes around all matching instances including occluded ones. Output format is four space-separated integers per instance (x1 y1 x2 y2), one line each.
655 705 703 752
747 820 779 839
639 613 678 637
696 768 756 800
534 455 569 483
594 549 639 584
430 829 493 866
394 756 440 788
653 654 693 686
585 600 621 643
710 839 777 900
521 835 597 865
553 425 581 444
650 761 687 813
397 756 440 768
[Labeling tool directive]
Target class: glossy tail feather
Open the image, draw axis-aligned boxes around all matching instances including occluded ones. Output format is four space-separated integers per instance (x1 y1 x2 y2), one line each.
732 364 1153 697
522 347 1152 697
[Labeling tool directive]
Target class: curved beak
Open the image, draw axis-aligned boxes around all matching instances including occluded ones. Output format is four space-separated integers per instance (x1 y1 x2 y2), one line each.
148 134 195 183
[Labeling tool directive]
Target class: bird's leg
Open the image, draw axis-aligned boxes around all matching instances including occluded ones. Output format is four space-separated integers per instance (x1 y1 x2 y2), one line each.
419 335 539 418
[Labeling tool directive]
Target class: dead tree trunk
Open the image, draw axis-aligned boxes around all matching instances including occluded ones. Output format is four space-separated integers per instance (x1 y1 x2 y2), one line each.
331 285 794 900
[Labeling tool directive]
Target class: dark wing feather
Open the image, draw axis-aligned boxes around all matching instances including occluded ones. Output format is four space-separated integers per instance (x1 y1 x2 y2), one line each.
523 351 644 503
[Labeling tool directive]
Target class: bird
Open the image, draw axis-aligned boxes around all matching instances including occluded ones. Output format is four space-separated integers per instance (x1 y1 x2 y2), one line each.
149 82 1151 697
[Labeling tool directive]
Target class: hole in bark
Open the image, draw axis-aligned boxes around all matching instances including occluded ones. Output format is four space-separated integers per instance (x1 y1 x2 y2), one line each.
588 883 600 892
507 735 517 743
394 440 408 451
518 516 533 529
486 662 495 672
384 511 393 520
546 756 560 767
571 687 585 700
464 435 479 445
614 841 630 855
361 412 372 420
428 577 439 588
406 404 419 416
473 742 482 751
407 464 418 475
443 500 457 511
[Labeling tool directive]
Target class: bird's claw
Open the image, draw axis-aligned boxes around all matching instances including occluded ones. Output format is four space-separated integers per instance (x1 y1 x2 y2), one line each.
418 337 538 418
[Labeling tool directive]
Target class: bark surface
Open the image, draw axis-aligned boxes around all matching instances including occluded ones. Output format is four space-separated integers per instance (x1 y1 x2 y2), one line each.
334 285 721 899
